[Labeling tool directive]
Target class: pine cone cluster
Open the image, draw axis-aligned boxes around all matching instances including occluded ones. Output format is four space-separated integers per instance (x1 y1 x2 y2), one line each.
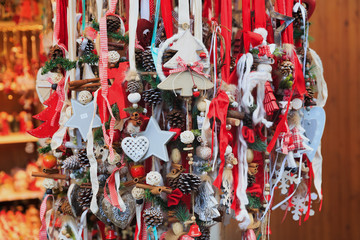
78 188 93 209
62 155 80 170
49 45 64 60
143 89 162 105
176 173 201 194
162 49 177 64
143 208 163 227
198 226 210 240
279 60 294 77
61 200 73 215
127 80 143 93
167 109 185 129
293 3 307 28
142 49 156 72
106 15 121 33
78 150 90 168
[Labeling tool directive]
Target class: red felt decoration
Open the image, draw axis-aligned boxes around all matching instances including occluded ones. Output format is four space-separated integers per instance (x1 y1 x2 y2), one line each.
28 92 60 138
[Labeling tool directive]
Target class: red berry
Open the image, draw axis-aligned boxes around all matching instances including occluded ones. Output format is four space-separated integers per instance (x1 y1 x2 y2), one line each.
193 91 200 97
199 52 207 59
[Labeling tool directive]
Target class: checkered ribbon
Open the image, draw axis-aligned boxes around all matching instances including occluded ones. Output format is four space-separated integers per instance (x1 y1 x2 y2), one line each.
169 56 210 78
258 45 273 58
39 194 53 240
279 128 305 154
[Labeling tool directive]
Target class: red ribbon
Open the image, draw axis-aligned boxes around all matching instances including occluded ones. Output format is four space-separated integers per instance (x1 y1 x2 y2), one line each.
258 45 273 58
104 164 125 210
161 0 173 38
167 188 183 207
220 0 232 82
169 56 210 78
207 91 230 189
242 126 255 143
53 0 68 48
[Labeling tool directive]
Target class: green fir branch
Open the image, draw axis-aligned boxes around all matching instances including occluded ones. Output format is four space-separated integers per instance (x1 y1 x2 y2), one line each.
248 138 267 152
91 21 129 43
38 144 52 154
124 106 144 114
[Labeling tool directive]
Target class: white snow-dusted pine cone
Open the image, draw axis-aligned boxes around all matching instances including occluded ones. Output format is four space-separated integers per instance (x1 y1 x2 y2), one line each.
180 130 195 144
77 90 93 105
62 155 80 170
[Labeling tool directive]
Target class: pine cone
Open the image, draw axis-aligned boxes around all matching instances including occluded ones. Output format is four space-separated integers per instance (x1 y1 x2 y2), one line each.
304 87 316 106
135 49 143 68
49 45 64 60
127 80 143 93
247 174 256 188
84 40 94 54
162 49 177 64
167 109 185 129
168 176 180 189
279 60 294 77
62 155 80 170
142 49 156 72
243 113 253 128
198 226 210 240
143 89 162 105
106 15 121 33
78 188 93 209
78 150 90 168
176 173 201 194
61 200 73 215
293 3 307 28
143 208 163 227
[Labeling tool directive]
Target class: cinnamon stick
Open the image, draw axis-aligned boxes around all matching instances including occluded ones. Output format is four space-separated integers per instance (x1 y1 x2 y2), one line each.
32 172 67 180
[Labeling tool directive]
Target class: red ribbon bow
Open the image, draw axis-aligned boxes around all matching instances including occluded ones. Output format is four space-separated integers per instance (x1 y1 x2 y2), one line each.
242 126 255 143
169 56 210 78
167 188 183 207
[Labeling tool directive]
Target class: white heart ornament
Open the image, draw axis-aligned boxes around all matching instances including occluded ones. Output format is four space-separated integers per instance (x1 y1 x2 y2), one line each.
121 136 149 162
300 107 326 161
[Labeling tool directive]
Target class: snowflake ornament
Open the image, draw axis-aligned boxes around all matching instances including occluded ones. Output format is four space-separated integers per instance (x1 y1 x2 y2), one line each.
281 193 318 221
274 170 301 195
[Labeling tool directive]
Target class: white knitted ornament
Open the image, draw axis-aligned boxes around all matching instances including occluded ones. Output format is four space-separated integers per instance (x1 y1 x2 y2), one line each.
43 178 58 190
77 90 93 105
50 72 63 84
108 152 121 165
196 146 212 160
127 92 141 103
131 187 145 200
180 130 195 144
108 51 121 63
146 171 162 186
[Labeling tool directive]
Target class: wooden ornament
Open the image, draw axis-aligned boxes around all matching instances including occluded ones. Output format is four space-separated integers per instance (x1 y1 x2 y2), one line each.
121 136 149 162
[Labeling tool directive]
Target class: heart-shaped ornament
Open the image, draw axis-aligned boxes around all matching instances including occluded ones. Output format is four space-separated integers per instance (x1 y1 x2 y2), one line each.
121 136 149 162
300 107 326 161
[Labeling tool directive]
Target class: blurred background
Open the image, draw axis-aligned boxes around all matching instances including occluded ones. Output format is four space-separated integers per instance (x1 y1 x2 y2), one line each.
225 0 360 239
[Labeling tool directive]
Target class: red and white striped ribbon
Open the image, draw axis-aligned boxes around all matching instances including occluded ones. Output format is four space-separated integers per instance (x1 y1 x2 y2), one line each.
39 194 54 240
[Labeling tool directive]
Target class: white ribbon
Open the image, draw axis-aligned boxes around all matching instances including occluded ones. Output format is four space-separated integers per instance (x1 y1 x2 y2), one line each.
87 89 100 213
78 209 89 240
129 0 139 71
140 0 150 20
192 0 202 42
178 0 190 34
293 2 308 76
